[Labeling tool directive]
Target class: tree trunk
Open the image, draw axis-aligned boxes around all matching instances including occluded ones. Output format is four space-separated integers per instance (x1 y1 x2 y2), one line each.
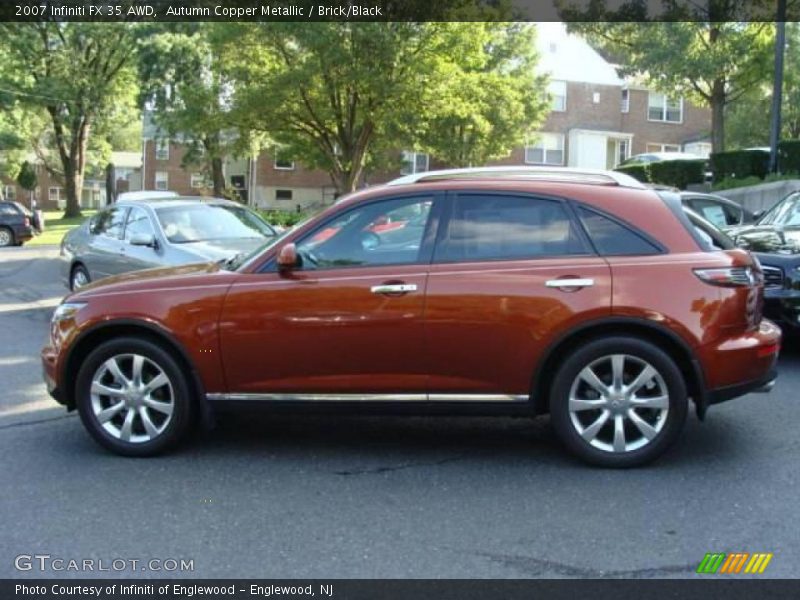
63 164 83 218
105 163 116 205
711 78 726 153
211 157 225 197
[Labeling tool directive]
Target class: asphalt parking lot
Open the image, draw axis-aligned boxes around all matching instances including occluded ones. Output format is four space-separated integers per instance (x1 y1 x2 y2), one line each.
1 245 799 579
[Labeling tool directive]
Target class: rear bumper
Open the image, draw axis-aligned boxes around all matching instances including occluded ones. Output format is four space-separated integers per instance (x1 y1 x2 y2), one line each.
708 368 778 405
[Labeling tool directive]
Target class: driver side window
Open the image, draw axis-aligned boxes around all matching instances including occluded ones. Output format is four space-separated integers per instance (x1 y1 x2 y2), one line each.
295 196 434 270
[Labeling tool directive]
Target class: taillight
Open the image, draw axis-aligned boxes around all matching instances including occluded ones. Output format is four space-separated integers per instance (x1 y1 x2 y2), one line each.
24 217 30 228
693 266 757 287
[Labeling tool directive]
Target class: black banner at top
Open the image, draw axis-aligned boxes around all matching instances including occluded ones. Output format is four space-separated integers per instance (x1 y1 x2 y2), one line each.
0 0 796 23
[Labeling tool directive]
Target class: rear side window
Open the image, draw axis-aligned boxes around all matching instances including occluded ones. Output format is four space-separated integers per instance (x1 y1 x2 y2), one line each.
578 207 661 256
0 203 19 216
90 207 128 239
435 194 588 263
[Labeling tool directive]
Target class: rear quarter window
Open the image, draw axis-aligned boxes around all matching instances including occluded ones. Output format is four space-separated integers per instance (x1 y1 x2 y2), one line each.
577 207 662 256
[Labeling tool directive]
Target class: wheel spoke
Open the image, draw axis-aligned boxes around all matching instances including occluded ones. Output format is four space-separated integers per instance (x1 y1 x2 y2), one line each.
104 358 130 386
628 409 659 440
96 401 125 423
611 355 625 391
569 397 607 412
143 396 173 416
613 415 626 452
626 365 657 395
131 355 145 386
138 407 160 439
91 382 126 398
630 394 669 410
579 367 609 396
119 408 135 442
143 372 168 395
580 410 610 442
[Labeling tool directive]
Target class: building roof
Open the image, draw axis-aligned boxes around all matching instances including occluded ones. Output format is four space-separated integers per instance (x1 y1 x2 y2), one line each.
535 23 624 87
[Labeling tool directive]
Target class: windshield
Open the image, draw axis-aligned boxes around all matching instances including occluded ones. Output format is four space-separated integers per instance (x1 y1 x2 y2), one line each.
759 192 800 227
156 204 274 243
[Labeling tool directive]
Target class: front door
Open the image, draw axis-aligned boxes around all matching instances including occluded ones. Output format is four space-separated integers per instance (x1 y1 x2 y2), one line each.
423 192 612 398
219 193 441 396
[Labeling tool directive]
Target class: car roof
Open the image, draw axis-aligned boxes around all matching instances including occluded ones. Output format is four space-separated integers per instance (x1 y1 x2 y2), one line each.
116 196 244 210
116 191 179 201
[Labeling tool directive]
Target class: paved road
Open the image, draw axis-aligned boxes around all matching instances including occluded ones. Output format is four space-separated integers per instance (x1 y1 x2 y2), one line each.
1 246 798 579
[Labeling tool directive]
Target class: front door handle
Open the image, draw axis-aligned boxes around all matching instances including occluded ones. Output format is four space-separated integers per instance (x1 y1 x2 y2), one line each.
545 278 594 289
371 283 418 295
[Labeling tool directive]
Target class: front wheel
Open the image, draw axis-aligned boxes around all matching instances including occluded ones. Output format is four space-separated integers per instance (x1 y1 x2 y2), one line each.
76 337 194 456
549 337 687 468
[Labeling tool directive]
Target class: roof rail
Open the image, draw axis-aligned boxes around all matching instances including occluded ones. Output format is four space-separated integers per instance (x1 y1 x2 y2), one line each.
386 166 646 189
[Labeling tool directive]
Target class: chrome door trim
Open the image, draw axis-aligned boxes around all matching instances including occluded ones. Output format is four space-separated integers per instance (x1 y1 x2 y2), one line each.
545 278 595 288
206 393 528 403
370 283 418 294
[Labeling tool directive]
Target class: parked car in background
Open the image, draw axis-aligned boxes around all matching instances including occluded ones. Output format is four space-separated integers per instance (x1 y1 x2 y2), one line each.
0 200 36 247
60 196 278 290
679 192 756 230
43 167 780 467
116 190 179 202
726 189 800 332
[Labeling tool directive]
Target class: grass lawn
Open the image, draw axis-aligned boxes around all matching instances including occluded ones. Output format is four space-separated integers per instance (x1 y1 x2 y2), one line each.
27 210 95 247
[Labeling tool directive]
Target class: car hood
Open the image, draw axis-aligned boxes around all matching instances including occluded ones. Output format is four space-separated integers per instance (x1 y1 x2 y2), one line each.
728 224 800 255
69 261 230 299
174 237 268 261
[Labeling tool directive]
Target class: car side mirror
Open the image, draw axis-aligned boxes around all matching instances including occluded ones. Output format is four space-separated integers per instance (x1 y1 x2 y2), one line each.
277 243 298 270
129 233 157 248
752 210 764 221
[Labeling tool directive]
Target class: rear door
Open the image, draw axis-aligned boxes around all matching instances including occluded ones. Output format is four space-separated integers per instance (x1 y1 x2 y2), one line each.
423 192 612 399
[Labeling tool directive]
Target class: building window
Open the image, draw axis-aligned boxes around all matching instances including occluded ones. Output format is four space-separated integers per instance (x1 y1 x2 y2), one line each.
648 92 682 123
400 151 429 175
646 143 681 153
617 140 630 166
154 171 169 191
524 133 564 166
621 89 630 113
274 150 295 170
155 139 170 160
48 187 63 203
3 185 15 200
275 189 293 201
190 173 207 189
548 80 567 112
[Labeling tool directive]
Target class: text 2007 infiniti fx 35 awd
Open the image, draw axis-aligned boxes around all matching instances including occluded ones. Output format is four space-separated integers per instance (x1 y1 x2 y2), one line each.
41 167 780 467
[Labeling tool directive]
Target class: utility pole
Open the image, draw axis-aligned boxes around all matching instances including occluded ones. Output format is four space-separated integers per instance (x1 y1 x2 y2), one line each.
769 0 787 173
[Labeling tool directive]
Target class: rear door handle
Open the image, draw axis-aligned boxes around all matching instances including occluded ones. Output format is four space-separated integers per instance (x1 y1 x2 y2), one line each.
371 283 418 295
545 278 594 289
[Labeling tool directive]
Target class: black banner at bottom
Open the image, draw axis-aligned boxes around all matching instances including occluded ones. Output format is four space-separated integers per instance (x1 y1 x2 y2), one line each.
3 579 800 600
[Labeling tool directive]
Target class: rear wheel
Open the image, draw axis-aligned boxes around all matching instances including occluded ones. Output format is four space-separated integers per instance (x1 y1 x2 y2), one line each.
76 337 194 456
549 337 687 468
0 227 14 247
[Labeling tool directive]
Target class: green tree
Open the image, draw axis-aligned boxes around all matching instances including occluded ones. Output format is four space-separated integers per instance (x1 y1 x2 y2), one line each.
216 22 548 194
0 23 139 217
559 3 774 151
139 23 249 198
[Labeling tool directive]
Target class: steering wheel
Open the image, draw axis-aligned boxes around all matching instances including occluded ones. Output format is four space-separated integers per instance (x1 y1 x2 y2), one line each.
361 231 381 251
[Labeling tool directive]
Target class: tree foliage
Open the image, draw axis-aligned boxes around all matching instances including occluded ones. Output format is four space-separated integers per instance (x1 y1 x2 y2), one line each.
0 23 139 216
215 22 548 194
560 2 774 151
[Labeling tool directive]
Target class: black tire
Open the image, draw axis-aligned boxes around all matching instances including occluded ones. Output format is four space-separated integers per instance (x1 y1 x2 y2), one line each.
70 264 91 291
549 336 687 468
75 337 194 457
0 227 14 247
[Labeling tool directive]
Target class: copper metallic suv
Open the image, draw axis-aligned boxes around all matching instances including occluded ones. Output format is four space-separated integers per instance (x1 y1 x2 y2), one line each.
41 167 781 467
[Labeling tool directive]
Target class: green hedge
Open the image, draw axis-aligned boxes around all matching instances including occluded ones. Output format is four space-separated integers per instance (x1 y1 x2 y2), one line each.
614 164 650 183
649 159 706 189
778 140 800 174
709 149 769 182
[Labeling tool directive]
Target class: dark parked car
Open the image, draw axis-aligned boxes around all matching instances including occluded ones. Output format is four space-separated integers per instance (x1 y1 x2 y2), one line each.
0 201 36 247
679 192 756 230
60 196 278 290
727 189 800 332
42 167 780 467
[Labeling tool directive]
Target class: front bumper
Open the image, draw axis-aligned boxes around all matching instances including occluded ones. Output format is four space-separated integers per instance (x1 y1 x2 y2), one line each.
41 343 66 406
764 289 800 331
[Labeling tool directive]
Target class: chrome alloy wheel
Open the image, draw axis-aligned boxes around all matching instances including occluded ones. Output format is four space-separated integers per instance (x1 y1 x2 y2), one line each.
71 269 89 289
90 354 174 443
567 354 669 453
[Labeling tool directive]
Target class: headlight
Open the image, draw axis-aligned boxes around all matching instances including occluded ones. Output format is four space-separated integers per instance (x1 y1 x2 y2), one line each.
52 302 87 323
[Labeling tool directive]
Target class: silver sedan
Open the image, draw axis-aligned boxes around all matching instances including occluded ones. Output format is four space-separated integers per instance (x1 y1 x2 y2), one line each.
60 196 278 290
